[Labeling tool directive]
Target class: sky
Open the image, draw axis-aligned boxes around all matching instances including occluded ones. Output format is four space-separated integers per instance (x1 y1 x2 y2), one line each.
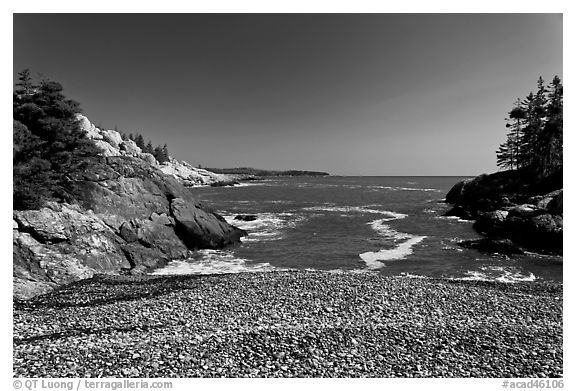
13 13 562 176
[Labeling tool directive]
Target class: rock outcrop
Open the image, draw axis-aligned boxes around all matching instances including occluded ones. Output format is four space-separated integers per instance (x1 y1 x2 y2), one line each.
445 169 562 254
13 115 247 300
75 114 238 186
159 158 237 187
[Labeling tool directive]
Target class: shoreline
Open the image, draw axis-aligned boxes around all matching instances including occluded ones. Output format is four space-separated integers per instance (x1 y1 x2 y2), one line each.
14 271 562 378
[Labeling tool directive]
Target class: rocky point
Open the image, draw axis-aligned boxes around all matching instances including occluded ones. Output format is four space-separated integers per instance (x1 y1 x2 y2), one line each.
13 115 246 300
444 169 562 254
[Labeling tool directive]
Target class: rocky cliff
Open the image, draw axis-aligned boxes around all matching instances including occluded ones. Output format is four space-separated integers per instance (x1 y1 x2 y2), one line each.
75 114 237 186
445 169 562 254
13 115 246 300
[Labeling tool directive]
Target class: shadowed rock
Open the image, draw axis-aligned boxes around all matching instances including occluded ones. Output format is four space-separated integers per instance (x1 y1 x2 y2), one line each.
170 198 246 249
445 169 562 254
234 214 258 222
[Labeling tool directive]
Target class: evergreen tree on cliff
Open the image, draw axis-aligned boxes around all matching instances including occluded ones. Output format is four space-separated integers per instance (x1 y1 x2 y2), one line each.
134 134 146 151
497 76 562 177
542 76 563 175
145 140 154 154
498 99 525 170
14 68 34 97
153 144 170 164
13 70 100 210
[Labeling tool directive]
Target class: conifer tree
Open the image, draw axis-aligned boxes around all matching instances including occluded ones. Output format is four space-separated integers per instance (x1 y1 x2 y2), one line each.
162 144 170 161
153 145 163 161
153 143 170 163
145 140 154 154
14 69 35 97
541 76 563 175
13 70 100 209
498 99 526 170
497 76 562 176
134 134 146 150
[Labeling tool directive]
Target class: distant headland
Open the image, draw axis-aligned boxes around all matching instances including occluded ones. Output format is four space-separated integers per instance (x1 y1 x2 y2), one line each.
205 167 330 177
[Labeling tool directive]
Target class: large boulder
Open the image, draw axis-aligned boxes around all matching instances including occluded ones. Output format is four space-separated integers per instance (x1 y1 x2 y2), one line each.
76 114 103 140
547 190 563 215
102 129 123 149
473 210 509 237
118 218 188 260
119 139 142 156
170 198 246 249
93 139 121 157
138 152 158 166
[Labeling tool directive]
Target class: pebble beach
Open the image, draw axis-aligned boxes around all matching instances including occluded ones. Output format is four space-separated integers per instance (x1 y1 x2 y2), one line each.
13 271 563 378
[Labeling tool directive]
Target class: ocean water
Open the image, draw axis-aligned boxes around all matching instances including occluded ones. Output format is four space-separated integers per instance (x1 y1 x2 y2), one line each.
153 176 563 283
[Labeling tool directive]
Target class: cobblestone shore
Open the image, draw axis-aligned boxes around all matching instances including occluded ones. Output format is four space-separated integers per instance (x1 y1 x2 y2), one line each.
13 271 563 377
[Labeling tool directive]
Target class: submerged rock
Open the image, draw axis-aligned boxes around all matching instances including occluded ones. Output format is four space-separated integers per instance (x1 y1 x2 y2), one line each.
442 206 473 220
458 238 524 255
234 214 258 222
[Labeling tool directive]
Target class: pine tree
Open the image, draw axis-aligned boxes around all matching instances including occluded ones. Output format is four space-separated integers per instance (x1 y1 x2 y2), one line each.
517 92 537 169
509 104 526 170
162 144 170 161
153 143 170 163
496 76 562 177
13 70 100 209
14 69 35 97
497 99 526 170
134 134 146 150
541 76 563 175
496 138 515 170
153 145 163 161
145 140 154 154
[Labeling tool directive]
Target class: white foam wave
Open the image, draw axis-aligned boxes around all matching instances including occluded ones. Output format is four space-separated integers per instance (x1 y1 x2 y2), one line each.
360 217 427 268
326 268 373 274
370 186 441 192
360 236 426 268
224 212 304 242
436 215 473 223
303 205 407 219
399 272 428 279
152 249 284 275
231 182 269 187
453 266 537 283
367 219 413 238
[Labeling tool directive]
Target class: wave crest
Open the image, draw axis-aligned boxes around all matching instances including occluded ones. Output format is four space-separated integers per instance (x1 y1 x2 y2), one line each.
359 217 426 268
152 249 285 275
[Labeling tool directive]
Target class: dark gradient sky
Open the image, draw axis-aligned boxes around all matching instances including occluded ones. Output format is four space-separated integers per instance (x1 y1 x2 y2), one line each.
13 14 562 175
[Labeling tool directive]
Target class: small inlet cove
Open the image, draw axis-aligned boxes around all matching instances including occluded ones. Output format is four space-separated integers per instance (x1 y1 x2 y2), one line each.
13 14 563 380
153 176 562 283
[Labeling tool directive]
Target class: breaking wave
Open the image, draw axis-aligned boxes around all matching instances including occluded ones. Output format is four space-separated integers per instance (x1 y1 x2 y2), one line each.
369 185 441 192
359 216 427 269
224 212 305 242
302 204 407 219
452 266 537 283
151 249 286 275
